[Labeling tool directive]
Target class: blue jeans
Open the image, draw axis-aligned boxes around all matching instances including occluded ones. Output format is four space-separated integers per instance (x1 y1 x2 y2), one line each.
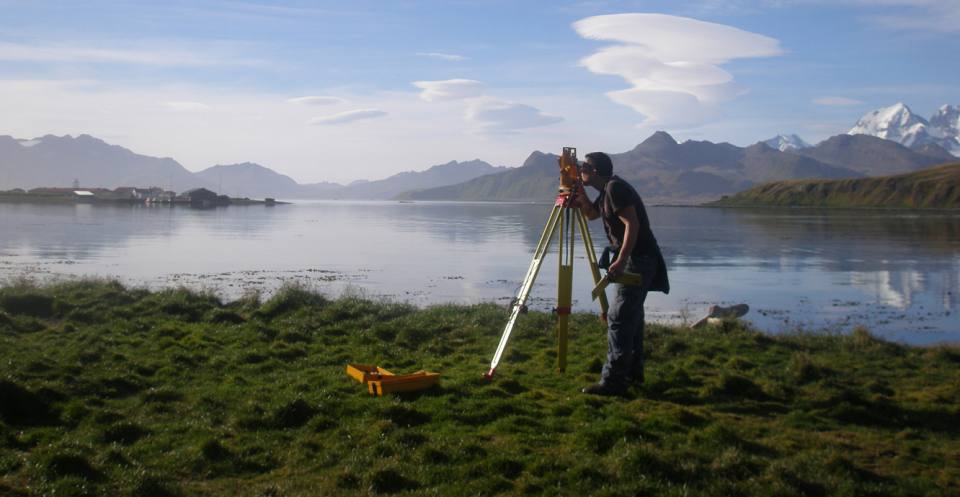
600 254 657 389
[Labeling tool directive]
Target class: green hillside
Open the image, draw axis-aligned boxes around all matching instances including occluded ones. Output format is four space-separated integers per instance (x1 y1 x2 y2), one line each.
1 280 959 496
710 163 960 209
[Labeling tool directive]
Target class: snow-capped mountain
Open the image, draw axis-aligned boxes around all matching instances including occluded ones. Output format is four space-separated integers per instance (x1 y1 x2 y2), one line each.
929 105 960 154
848 102 960 156
762 134 811 151
848 103 931 147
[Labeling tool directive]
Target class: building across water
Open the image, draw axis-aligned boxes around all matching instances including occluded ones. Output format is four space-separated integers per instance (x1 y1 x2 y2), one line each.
0 186 280 207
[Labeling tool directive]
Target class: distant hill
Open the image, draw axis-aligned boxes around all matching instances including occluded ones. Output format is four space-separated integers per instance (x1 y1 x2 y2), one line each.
329 159 505 199
395 152 559 201
0 134 212 192
196 162 305 198
197 159 503 199
911 143 957 162
739 143 860 184
709 163 960 209
793 134 947 177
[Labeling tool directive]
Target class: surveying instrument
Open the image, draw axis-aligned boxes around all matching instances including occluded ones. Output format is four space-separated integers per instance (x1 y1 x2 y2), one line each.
484 147 611 379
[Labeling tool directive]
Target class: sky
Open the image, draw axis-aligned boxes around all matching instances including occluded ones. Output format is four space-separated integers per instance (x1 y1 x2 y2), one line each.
1 0 958 184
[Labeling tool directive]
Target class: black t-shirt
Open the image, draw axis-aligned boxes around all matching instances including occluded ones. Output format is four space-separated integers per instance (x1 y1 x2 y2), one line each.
593 176 660 258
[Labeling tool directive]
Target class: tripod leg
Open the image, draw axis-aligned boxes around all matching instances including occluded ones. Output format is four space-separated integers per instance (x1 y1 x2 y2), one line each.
485 203 562 378
556 207 575 373
576 208 609 322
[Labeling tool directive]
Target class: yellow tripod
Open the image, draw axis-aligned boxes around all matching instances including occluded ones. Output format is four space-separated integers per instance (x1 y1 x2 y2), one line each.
484 147 609 378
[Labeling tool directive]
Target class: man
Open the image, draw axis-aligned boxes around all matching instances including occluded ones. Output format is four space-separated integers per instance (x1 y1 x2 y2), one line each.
576 151 669 396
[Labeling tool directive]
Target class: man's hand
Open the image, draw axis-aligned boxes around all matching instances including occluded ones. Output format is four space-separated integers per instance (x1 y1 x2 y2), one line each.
607 257 626 278
576 192 600 220
575 192 591 209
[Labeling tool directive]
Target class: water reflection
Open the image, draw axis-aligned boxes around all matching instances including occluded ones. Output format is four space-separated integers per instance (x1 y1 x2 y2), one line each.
655 208 960 265
1 201 957 344
0 203 285 261
848 270 924 308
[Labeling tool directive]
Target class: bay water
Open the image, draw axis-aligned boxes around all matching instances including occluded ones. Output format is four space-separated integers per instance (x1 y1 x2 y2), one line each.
1 201 957 345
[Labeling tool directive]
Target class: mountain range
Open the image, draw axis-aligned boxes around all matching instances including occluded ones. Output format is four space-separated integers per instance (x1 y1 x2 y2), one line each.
193 158 503 199
0 135 502 200
2 102 957 203
400 131 950 203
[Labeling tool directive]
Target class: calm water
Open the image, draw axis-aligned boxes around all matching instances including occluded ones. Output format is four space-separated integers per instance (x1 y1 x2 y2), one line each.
1 201 958 345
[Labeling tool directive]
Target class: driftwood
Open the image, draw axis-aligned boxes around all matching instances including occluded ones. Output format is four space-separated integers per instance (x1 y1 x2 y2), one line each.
691 304 750 329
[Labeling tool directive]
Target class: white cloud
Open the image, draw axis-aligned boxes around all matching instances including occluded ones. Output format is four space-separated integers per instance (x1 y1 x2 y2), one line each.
416 52 468 61
414 79 563 133
573 13 782 126
163 101 212 111
0 41 261 66
609 89 722 127
412 79 485 102
307 109 387 125
575 14 782 62
813 96 864 106
465 98 563 134
286 95 346 105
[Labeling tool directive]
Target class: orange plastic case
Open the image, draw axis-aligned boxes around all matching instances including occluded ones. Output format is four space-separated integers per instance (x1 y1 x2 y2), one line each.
346 364 439 396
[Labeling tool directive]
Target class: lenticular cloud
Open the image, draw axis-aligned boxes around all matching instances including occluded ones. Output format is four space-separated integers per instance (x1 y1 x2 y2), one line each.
573 13 782 126
307 109 386 126
413 79 485 102
465 98 563 134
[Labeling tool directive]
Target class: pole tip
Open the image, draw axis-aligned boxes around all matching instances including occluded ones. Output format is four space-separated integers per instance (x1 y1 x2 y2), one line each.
483 369 495 380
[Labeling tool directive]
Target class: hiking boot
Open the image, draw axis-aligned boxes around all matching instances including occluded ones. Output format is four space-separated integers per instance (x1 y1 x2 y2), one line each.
627 372 644 387
581 382 628 397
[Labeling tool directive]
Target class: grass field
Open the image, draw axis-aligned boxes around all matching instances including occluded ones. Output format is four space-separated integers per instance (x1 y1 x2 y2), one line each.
709 162 960 209
1 280 958 496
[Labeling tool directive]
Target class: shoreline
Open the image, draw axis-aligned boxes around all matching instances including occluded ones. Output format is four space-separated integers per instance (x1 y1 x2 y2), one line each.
4 193 959 212
0 193 287 207
0 277 956 347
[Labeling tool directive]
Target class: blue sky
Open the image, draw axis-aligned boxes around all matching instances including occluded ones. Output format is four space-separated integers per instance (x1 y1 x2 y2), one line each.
1 0 957 183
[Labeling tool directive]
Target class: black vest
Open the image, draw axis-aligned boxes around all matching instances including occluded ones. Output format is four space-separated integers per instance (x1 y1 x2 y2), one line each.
594 176 670 293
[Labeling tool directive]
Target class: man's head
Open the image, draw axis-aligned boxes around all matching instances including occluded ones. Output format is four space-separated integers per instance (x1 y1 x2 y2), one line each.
584 152 613 177
581 151 613 189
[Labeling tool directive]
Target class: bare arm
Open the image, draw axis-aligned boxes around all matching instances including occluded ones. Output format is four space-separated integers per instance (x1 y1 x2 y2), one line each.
608 205 639 277
576 192 600 220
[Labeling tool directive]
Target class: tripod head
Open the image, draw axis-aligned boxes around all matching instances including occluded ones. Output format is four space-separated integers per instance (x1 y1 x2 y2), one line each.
558 147 580 193
557 146 587 209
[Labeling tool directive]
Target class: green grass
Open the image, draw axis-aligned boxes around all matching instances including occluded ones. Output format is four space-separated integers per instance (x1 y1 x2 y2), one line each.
1 280 958 496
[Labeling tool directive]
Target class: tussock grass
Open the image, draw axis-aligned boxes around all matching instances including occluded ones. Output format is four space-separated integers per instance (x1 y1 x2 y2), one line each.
710 162 960 209
0 280 958 496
